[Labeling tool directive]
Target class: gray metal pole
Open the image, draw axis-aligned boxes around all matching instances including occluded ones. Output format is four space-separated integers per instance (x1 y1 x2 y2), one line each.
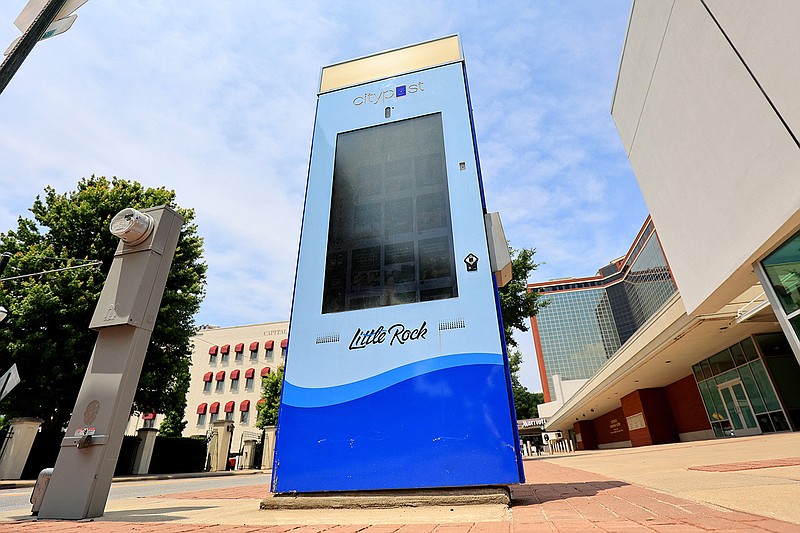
36 206 183 520
0 0 68 96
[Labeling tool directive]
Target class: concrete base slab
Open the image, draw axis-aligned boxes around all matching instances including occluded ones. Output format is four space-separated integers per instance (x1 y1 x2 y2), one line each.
261 486 511 510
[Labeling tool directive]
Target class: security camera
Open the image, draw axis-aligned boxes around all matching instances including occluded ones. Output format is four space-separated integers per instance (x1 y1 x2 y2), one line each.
109 208 155 245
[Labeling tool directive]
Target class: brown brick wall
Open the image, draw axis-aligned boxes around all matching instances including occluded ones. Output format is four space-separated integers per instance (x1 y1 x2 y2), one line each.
666 374 711 434
621 388 678 446
574 420 597 450
592 407 629 446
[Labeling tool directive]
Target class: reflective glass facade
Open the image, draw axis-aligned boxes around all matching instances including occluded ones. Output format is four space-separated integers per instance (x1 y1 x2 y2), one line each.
762 229 800 343
532 221 677 398
693 335 793 436
535 289 621 393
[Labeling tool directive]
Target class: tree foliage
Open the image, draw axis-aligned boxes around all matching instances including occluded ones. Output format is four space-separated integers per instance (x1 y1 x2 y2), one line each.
508 350 545 420
499 247 547 348
256 366 284 428
0 176 206 433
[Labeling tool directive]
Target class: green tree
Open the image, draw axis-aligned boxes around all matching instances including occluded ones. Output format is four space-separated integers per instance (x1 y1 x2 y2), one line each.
0 176 206 433
256 366 284 428
500 247 547 419
499 247 547 348
508 350 545 420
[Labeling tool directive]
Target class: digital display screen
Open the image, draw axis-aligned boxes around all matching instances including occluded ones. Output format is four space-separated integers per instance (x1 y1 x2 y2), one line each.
322 113 458 313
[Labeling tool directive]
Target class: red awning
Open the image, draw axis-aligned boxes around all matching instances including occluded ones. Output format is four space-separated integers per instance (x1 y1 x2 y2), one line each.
220 344 230 354
249 341 259 351
202 372 213 382
280 339 288 349
264 340 274 350
196 403 207 414
234 343 244 353
208 345 218 355
209 402 220 414
224 401 235 413
257 398 266 407
261 367 271 377
239 400 250 412
142 412 156 420
215 371 225 381
230 369 240 380
244 368 255 379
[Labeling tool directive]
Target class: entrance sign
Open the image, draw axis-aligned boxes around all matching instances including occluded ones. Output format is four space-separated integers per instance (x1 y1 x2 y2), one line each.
272 35 523 493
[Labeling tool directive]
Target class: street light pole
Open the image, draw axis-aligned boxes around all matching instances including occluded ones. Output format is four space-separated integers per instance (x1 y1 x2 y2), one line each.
0 0 68 96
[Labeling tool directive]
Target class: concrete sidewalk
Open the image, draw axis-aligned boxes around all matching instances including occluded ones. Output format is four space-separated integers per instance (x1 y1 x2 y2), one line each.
1 432 799 531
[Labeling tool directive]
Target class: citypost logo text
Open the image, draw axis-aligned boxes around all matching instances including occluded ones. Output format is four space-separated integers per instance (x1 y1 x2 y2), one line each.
352 82 424 107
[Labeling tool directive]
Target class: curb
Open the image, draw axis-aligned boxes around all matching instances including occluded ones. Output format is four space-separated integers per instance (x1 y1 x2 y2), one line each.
0 468 269 491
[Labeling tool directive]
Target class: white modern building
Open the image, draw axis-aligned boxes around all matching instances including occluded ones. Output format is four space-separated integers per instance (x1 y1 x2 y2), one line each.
542 0 800 448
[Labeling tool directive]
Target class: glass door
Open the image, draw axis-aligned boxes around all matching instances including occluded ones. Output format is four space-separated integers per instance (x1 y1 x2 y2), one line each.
717 380 761 437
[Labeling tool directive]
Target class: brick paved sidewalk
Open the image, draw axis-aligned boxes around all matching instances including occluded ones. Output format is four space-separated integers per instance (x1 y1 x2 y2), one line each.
2 458 797 532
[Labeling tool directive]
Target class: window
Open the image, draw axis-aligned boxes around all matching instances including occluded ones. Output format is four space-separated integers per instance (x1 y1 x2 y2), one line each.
197 413 206 426
240 400 251 425
215 371 225 393
204 381 212 393
245 368 255 391
264 340 274 360
235 343 244 362
210 402 220 422
321 113 457 313
762 229 800 316
142 412 156 429
202 371 213 393
249 341 259 361
230 369 240 392
280 339 288 359
220 344 230 363
208 345 218 364
224 401 235 421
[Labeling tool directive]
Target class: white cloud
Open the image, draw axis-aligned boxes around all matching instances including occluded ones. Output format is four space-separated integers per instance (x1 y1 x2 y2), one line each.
0 1 646 393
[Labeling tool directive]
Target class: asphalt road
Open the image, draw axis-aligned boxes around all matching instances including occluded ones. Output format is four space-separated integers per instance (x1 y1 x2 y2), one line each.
0 472 271 514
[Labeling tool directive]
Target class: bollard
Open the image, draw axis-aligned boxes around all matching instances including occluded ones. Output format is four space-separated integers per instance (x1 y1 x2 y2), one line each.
30 468 54 516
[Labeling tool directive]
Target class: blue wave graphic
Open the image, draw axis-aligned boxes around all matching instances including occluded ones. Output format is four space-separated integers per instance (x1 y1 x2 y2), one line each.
273 363 523 493
282 352 502 408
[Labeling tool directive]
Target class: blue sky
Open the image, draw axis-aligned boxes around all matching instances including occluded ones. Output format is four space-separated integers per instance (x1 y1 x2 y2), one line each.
0 1 648 393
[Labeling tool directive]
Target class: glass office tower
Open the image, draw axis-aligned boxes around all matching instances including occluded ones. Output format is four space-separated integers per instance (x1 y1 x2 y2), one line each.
530 218 677 400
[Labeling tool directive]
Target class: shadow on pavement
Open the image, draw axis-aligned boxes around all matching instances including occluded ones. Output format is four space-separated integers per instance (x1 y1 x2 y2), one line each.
511 480 629 505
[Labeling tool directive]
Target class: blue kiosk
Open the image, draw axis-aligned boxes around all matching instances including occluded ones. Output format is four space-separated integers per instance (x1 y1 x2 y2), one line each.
272 35 524 493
